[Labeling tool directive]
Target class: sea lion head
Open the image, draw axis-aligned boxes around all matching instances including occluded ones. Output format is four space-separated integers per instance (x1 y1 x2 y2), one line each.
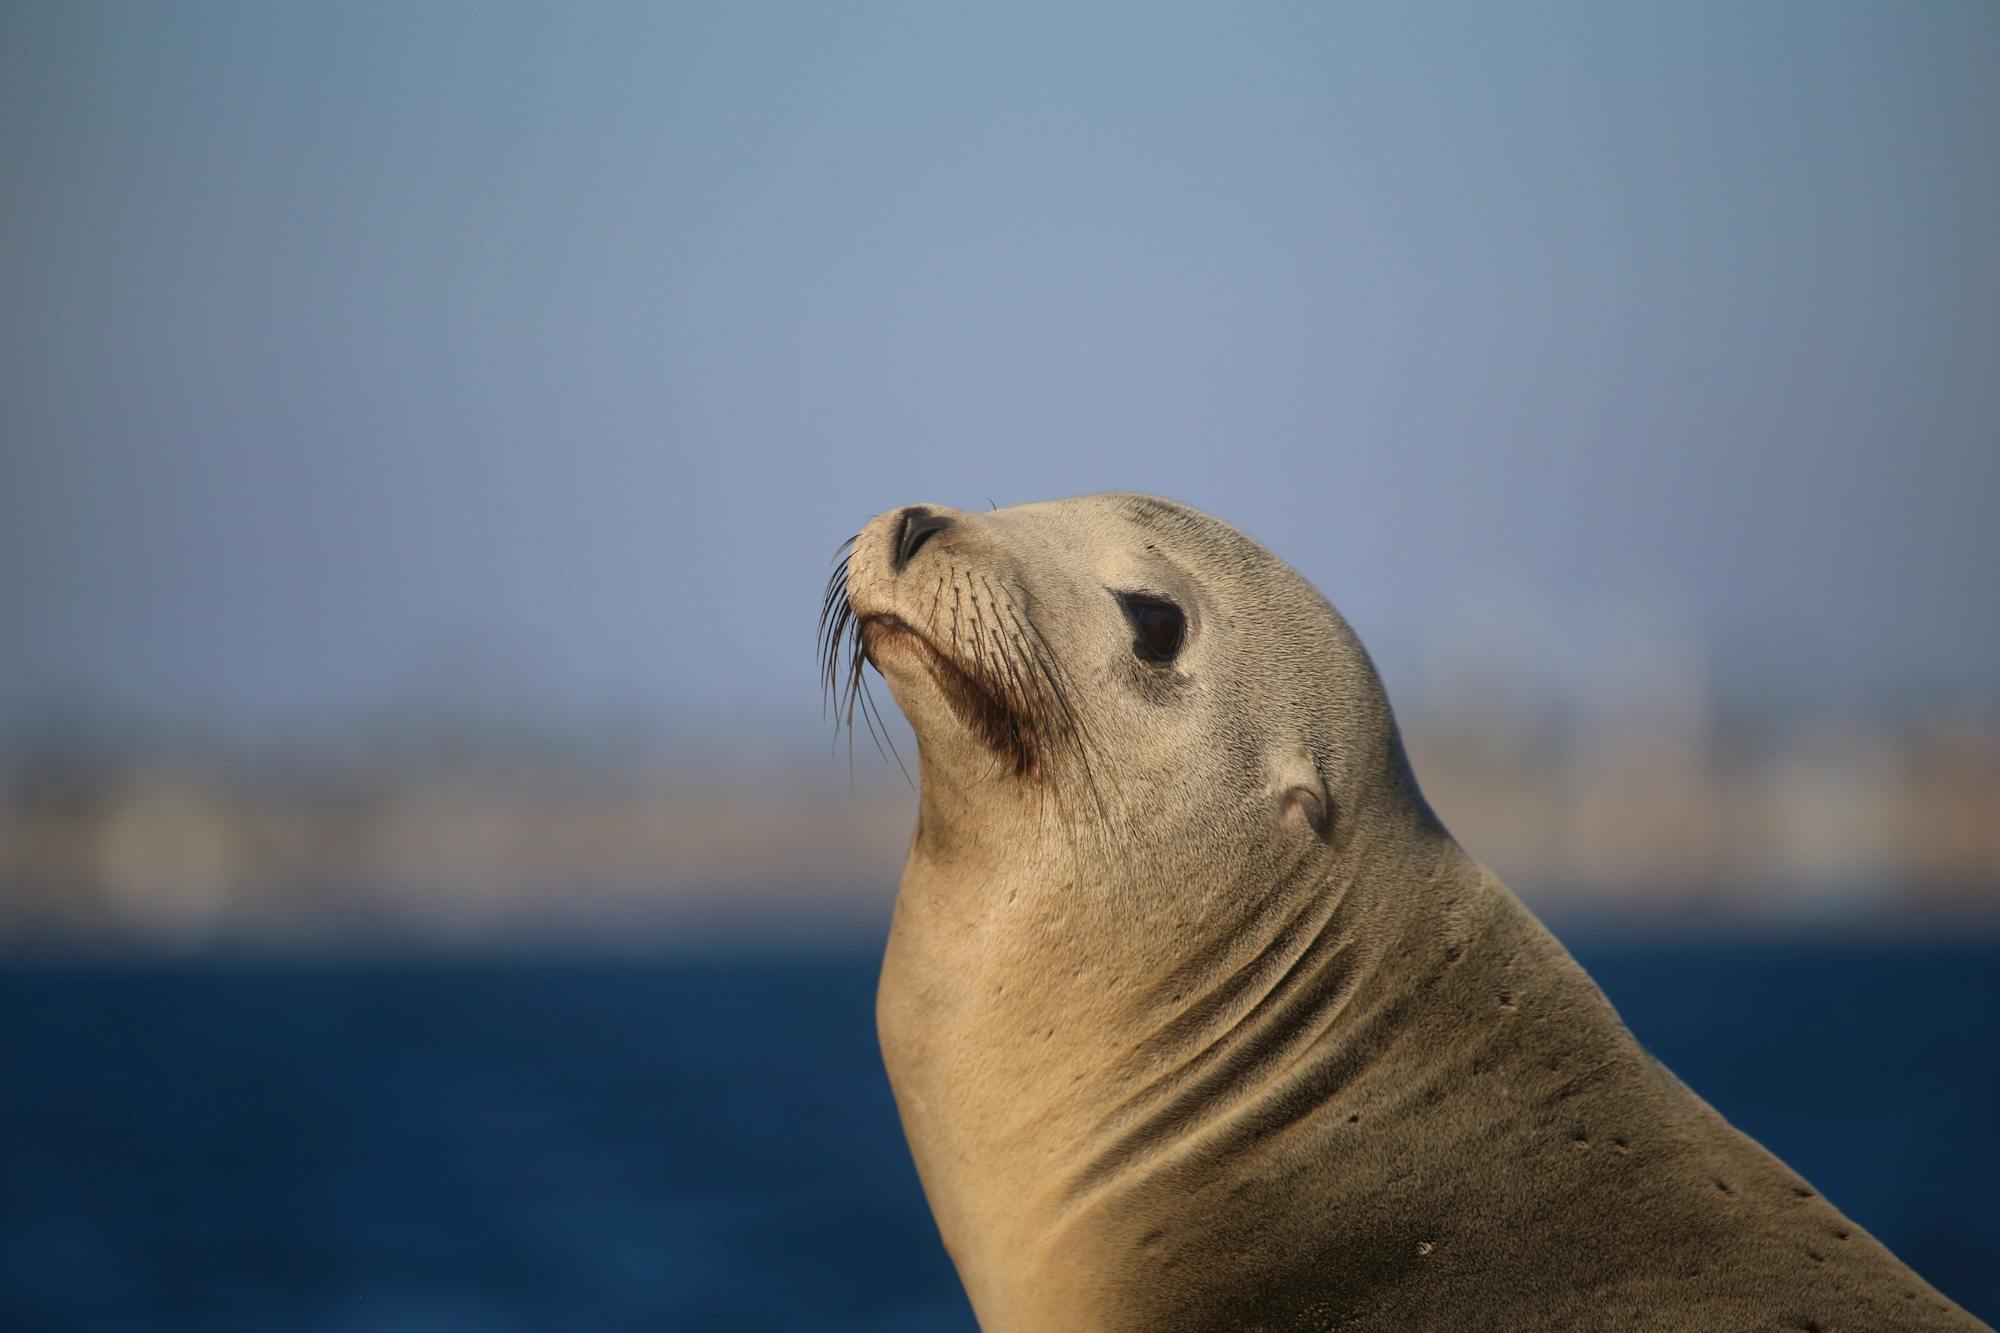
824 492 1430 900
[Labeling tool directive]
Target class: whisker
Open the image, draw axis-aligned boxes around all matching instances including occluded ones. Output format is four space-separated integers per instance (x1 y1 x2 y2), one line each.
859 673 915 789
819 534 867 779
1015 603 1119 847
818 527 1107 835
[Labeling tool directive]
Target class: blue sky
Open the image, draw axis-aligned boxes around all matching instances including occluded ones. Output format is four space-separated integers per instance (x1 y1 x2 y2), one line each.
4 1 1996 740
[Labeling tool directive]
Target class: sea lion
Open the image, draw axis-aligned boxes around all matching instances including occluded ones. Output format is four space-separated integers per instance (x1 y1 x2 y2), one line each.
821 494 1984 1332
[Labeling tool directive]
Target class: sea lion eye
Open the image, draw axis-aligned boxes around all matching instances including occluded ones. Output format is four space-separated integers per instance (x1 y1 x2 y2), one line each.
1118 593 1186 664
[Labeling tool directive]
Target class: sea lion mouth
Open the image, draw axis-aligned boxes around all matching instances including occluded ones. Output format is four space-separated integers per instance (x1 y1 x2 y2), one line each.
820 534 1107 807
860 613 1038 777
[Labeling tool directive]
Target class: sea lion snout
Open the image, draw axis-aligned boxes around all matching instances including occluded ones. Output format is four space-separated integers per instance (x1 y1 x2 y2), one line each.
846 503 970 608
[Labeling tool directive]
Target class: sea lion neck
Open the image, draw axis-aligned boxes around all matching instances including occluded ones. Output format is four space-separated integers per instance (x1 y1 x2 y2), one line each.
1052 810 1470 1192
887 771 1471 1155
877 796 1491 1317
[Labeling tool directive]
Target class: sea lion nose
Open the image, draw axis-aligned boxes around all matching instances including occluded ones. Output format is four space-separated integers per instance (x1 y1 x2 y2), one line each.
893 507 954 573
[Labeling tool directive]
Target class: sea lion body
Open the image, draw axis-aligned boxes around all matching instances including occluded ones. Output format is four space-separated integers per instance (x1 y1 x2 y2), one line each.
830 494 1982 1331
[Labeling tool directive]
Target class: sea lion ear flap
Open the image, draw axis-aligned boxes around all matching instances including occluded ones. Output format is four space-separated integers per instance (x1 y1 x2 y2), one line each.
1272 743 1334 841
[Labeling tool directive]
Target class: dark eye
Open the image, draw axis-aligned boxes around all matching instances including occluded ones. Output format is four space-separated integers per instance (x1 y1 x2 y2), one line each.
1119 593 1185 664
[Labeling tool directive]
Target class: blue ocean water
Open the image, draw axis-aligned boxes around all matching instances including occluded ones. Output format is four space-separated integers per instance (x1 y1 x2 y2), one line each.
1 935 1995 1331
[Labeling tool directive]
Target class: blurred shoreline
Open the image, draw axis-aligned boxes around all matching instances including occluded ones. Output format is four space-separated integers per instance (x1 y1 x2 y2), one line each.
2 697 1995 952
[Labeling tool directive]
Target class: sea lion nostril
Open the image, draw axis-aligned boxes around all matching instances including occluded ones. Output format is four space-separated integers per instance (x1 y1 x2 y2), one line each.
893 508 953 572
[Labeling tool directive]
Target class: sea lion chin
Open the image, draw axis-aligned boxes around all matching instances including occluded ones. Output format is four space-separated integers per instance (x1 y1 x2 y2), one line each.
821 493 1985 1333
859 612 1041 778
